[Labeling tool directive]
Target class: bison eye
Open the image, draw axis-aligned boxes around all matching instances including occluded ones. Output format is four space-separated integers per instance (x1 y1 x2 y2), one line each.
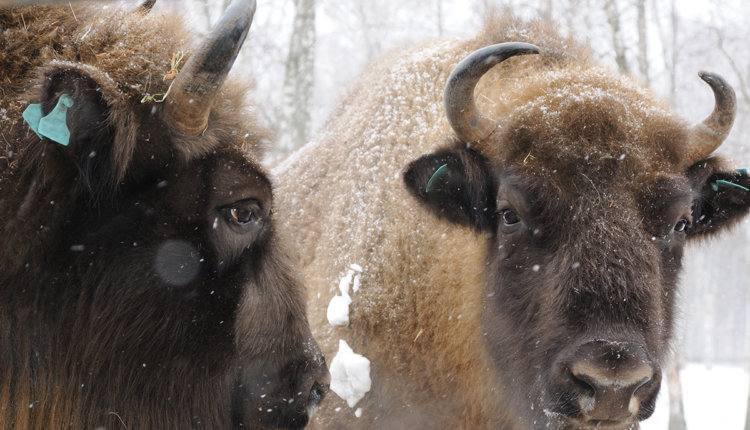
222 200 261 226
674 218 689 233
501 209 520 226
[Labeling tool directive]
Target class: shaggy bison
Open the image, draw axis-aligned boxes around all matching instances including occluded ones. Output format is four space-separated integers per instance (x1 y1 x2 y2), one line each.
0 0 328 428
274 14 749 430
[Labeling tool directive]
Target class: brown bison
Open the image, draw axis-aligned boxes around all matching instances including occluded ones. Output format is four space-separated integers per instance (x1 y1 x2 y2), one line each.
274 14 749 430
0 0 328 428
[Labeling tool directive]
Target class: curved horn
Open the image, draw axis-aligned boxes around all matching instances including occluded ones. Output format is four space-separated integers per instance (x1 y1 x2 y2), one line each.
139 0 156 13
164 0 256 136
444 42 540 143
684 71 737 165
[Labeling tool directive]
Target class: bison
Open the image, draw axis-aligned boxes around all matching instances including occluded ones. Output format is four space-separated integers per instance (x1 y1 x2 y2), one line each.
0 0 328 428
273 13 750 429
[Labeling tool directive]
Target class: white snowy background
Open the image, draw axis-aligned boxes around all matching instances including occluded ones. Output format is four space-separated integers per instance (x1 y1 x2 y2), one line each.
146 0 750 427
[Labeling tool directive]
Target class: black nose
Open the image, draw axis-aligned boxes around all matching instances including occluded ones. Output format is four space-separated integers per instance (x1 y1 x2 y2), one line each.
308 380 329 408
557 340 661 423
302 349 330 412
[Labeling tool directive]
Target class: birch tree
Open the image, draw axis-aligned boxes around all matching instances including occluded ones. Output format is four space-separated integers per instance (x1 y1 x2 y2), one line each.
635 0 648 85
603 0 629 74
667 355 687 430
279 0 316 154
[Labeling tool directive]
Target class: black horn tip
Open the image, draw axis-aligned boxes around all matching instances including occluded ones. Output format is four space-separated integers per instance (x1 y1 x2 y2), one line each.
444 42 541 144
140 0 156 12
164 0 257 136
453 42 540 78
698 70 734 96
229 0 257 16
683 70 737 166
697 70 737 115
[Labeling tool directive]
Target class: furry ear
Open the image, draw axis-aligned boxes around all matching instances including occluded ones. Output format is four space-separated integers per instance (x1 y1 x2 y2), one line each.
403 146 496 231
688 158 750 238
36 64 121 199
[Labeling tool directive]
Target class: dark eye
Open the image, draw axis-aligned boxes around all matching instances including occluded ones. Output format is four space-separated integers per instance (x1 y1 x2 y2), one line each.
223 200 261 226
674 218 689 233
501 209 520 226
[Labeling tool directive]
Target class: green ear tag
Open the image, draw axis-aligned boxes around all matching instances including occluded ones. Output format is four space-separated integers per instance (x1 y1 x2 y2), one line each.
736 168 748 175
22 103 44 139
425 163 450 194
714 179 749 192
37 94 74 146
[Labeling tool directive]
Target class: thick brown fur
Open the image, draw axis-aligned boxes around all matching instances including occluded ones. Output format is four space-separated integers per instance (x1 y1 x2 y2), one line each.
274 12 750 430
0 3 327 429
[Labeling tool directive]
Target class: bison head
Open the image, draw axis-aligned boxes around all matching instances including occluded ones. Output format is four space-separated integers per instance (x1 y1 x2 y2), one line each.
0 0 327 428
404 43 749 429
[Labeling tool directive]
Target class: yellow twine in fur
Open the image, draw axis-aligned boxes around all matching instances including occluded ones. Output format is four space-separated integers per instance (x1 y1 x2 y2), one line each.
140 50 183 104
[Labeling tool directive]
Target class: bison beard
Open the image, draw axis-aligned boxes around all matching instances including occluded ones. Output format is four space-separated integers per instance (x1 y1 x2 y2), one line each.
0 1 328 429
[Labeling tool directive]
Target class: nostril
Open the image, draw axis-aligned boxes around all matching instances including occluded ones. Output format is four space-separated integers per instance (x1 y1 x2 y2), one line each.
567 369 596 397
308 381 329 408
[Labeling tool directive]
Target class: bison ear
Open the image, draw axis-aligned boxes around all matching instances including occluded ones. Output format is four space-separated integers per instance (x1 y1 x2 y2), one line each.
688 158 750 238
403 146 496 231
38 66 114 149
35 65 121 197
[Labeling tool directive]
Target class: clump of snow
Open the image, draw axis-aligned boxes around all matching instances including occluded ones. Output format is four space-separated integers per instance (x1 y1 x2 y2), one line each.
326 264 363 326
330 340 371 408
327 294 352 326
355 408 363 418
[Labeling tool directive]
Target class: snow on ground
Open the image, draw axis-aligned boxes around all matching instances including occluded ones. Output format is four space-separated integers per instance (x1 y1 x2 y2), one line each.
329 339 372 409
641 363 749 430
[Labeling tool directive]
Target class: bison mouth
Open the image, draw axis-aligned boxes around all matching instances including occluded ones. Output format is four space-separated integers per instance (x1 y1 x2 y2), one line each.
541 386 658 430
534 339 661 430
542 408 640 430
231 359 329 429
232 389 313 429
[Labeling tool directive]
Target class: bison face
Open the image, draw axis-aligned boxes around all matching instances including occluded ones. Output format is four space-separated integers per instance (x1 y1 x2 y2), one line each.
405 137 750 430
0 1 328 428
404 44 750 429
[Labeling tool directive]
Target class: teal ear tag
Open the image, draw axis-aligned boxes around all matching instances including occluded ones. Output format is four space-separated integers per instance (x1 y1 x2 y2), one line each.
425 163 450 193
37 94 74 146
714 179 749 192
22 103 44 139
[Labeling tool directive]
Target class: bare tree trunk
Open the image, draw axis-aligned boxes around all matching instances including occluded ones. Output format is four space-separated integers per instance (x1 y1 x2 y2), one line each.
636 0 649 85
603 0 629 74
743 364 750 430
539 0 553 21
669 0 678 104
278 0 316 155
667 355 686 430
436 0 443 37
649 0 677 104
201 0 213 31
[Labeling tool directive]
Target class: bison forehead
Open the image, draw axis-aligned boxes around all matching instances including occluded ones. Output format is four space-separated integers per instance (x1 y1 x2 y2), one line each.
479 67 688 179
496 163 693 250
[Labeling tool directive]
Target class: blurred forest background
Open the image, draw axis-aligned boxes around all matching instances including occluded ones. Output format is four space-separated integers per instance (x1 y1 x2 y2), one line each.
152 0 749 427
